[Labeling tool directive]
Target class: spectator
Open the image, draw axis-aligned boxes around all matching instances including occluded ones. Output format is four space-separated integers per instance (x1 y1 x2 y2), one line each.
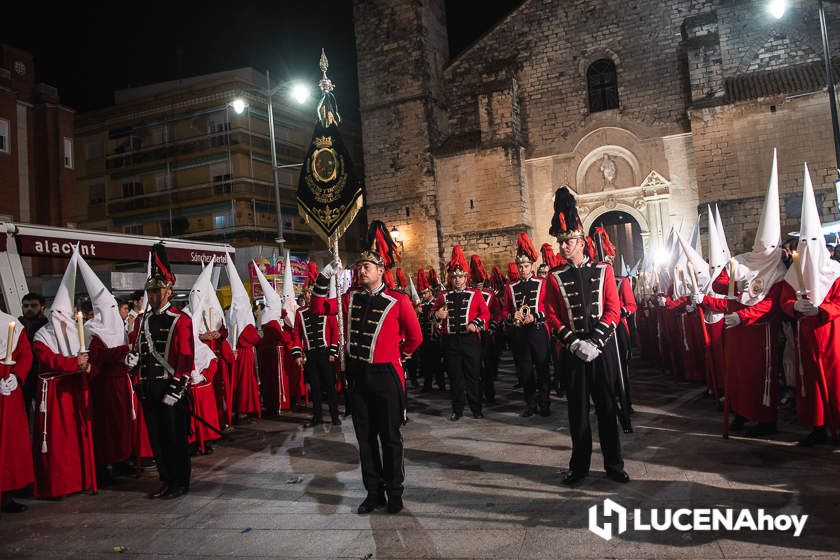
117 298 130 322
18 292 48 411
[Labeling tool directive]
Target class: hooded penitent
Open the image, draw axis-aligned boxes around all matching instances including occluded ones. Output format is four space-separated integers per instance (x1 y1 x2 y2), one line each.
188 262 217 377
706 204 729 290
714 204 731 263
78 251 126 349
281 250 298 327
784 162 840 306
252 260 284 327
225 252 255 347
35 251 81 357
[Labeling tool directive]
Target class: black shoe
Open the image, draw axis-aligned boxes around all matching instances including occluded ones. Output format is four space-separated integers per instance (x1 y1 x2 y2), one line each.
161 485 188 500
221 424 235 435
606 469 630 483
331 415 342 426
357 493 387 514
561 471 587 485
520 407 535 418
745 423 777 437
730 415 747 432
1 500 27 513
472 410 484 419
538 407 551 417
149 483 170 499
798 427 829 447
387 495 404 514
203 443 214 455
304 416 323 428
449 411 462 421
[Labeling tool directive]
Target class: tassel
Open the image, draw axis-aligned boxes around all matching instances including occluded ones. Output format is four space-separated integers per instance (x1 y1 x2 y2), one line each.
41 378 49 454
41 439 48 454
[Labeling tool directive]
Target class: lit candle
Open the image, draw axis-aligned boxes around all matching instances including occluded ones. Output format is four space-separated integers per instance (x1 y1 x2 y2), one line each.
792 250 807 298
76 311 87 353
728 258 737 299
5 321 15 362
687 262 699 294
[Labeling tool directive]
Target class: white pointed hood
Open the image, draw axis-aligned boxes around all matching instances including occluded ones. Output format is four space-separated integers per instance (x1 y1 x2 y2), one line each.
78 252 126 349
201 264 225 334
733 149 787 306
714 204 731 262
281 251 298 328
0 309 24 363
677 232 711 293
707 204 728 288
225 253 255 347
35 251 81 356
620 255 629 278
189 262 216 375
784 163 840 306
689 215 702 258
253 260 284 327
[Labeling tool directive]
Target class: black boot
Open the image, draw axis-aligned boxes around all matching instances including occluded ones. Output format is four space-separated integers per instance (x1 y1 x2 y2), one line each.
357 492 387 514
798 426 829 447
304 415 323 428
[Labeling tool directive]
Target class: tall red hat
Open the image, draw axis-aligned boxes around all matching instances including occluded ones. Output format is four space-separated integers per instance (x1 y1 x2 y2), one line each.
146 243 176 289
428 268 441 290
304 261 319 289
469 255 487 285
593 226 616 259
416 268 431 292
514 232 538 264
540 243 558 268
490 265 505 291
549 186 584 241
446 245 469 279
507 262 519 281
395 267 408 291
359 220 401 268
586 236 597 261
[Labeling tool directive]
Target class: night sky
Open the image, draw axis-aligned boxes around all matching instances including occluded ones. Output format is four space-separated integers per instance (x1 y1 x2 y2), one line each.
3 1 521 118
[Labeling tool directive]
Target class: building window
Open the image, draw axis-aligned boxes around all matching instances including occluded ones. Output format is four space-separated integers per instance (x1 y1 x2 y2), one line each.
89 183 106 205
64 137 74 169
209 121 231 147
587 59 619 113
0 119 10 154
122 181 143 198
123 223 143 235
155 173 171 191
85 140 103 160
213 213 232 230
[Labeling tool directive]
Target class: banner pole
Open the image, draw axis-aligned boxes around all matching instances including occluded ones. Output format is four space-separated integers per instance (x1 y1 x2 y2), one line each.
333 239 346 372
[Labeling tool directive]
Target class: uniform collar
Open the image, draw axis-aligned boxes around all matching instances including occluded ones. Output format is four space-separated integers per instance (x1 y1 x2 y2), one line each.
570 256 589 269
152 302 172 315
364 282 386 296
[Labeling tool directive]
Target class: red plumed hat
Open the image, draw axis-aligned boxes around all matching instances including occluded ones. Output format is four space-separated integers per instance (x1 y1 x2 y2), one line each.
384 268 395 289
549 186 584 241
359 220 401 268
540 243 558 268
593 226 616 258
395 267 408 290
446 244 469 278
469 255 487 284
490 265 505 291
145 243 175 289
507 262 519 280
515 232 538 264
304 261 319 288
428 268 441 290
416 268 431 292
586 236 597 261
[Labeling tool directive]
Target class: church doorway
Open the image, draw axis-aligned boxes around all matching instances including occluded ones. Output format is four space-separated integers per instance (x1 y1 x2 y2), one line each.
588 211 643 269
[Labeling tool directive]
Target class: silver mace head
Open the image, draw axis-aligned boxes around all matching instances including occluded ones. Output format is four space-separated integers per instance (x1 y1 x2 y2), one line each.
319 49 334 93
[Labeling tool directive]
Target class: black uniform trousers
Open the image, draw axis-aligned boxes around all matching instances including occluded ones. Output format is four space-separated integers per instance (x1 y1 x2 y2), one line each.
443 332 482 414
420 339 444 390
510 323 551 411
305 348 339 418
566 347 624 475
480 330 500 402
347 359 405 498
616 322 633 408
140 378 191 488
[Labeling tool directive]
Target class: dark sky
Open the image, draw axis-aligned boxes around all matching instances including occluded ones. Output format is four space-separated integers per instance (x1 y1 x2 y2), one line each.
3 1 521 117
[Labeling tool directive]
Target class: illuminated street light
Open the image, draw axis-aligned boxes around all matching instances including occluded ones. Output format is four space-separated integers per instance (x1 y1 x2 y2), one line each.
290 82 310 105
230 98 248 115
767 0 787 19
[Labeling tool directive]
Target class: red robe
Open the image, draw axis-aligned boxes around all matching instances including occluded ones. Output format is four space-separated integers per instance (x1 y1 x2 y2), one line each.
88 336 152 466
283 323 307 401
0 334 35 493
203 329 235 427
33 341 96 498
257 320 293 413
189 360 221 453
704 273 782 423
231 324 261 417
665 297 705 382
779 279 840 428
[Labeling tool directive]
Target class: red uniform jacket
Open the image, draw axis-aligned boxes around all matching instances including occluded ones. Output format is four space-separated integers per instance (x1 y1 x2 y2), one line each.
430 288 491 335
128 304 195 382
480 289 503 330
310 277 422 387
291 307 339 356
501 275 558 332
618 276 637 331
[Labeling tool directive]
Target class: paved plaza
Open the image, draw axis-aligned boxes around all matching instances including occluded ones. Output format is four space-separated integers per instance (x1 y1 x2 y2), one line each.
1 354 839 559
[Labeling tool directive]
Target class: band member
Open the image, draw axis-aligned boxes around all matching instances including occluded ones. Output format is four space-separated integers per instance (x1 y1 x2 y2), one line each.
128 244 195 499
470 255 502 404
0 309 34 513
502 233 555 417
292 263 341 427
32 252 97 499
541 243 567 397
416 269 444 392
433 246 490 420
311 221 422 515
546 187 629 485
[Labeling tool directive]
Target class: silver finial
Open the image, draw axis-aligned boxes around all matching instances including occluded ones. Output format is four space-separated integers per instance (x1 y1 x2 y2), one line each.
319 49 335 93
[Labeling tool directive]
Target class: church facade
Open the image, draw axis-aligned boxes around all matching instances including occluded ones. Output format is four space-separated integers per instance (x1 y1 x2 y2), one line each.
353 0 840 271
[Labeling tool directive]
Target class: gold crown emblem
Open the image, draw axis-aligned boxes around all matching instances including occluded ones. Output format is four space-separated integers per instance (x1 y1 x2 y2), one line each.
313 136 333 149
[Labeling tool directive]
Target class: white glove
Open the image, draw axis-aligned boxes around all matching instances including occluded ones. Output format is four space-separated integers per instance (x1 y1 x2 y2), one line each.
0 378 10 396
321 258 343 279
685 304 696 313
657 296 667 308
4 374 18 393
691 293 704 305
724 313 741 329
123 352 139 368
794 299 819 316
190 371 206 385
578 340 602 362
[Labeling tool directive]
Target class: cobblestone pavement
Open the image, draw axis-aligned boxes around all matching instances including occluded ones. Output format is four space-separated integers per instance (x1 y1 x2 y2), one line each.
1 353 838 559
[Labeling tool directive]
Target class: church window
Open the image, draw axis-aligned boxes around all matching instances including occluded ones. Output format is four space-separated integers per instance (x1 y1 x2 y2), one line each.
587 59 619 113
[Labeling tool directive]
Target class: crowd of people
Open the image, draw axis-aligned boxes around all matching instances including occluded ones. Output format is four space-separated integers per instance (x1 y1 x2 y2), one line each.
1 152 837 517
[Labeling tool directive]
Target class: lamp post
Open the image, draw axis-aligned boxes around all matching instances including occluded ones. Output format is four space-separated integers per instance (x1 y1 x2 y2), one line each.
390 226 405 252
231 71 311 249
769 0 840 182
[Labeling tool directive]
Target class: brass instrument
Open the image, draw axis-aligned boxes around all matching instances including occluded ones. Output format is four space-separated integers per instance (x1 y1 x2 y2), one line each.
513 303 531 327
434 298 448 332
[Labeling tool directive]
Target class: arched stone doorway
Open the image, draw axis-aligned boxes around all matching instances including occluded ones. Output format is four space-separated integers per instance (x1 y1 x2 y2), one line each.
587 210 644 269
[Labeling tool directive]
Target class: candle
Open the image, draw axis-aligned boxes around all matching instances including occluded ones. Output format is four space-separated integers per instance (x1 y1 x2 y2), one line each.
203 309 211 331
5 321 15 361
76 311 87 353
728 258 737 299
232 322 239 347
792 250 807 297
687 262 699 294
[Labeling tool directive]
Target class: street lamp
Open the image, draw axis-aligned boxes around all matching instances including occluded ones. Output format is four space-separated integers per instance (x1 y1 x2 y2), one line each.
390 226 404 252
769 0 840 184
